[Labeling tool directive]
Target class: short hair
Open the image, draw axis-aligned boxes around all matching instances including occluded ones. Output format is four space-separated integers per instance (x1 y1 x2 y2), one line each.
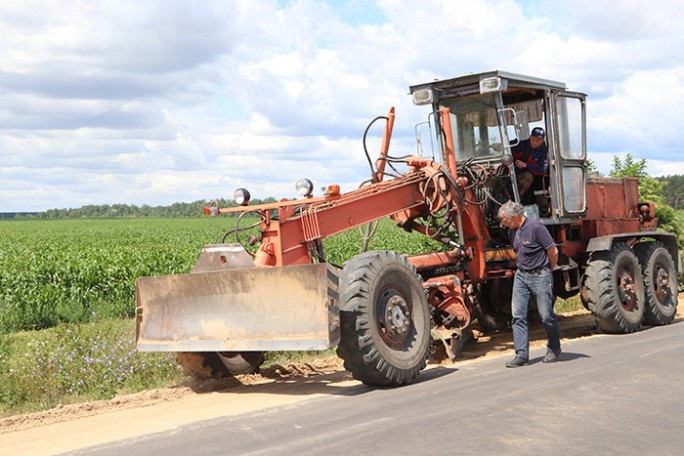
498 201 523 219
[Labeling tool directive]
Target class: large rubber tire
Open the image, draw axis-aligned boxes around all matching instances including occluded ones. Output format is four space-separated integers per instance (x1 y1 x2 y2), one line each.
217 352 265 375
176 351 264 379
584 242 645 333
472 281 510 333
633 241 678 326
336 250 431 386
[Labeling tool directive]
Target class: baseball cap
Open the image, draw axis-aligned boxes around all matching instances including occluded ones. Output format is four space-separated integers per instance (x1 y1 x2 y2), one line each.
531 127 545 139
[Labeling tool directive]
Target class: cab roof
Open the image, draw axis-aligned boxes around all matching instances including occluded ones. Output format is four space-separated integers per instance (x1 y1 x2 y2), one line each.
408 70 568 98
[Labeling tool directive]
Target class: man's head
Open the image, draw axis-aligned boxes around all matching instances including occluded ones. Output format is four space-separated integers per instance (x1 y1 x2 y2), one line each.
530 127 545 149
498 201 525 229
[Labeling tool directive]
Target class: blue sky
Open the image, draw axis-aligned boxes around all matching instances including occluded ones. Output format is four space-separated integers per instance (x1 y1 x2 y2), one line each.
1 0 683 212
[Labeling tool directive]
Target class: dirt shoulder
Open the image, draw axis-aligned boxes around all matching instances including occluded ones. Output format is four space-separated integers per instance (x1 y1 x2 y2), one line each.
2 298 682 455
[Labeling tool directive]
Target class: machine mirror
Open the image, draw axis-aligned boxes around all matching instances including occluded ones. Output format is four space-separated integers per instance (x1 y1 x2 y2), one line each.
503 109 530 146
514 111 530 140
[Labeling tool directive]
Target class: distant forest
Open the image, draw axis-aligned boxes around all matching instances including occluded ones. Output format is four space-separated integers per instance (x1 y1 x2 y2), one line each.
657 175 684 210
3 197 277 219
3 174 684 220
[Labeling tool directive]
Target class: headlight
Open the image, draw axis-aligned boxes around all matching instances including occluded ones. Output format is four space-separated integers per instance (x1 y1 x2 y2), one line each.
479 76 507 94
295 178 314 197
412 88 433 106
233 188 251 206
501 152 514 166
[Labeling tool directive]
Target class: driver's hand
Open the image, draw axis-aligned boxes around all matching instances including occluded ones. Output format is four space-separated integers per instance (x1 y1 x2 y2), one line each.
515 160 527 169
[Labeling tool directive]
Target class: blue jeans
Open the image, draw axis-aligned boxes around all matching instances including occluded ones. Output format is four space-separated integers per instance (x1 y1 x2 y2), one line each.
511 267 560 360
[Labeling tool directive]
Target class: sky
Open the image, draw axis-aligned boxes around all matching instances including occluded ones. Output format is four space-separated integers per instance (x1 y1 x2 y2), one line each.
1 0 684 212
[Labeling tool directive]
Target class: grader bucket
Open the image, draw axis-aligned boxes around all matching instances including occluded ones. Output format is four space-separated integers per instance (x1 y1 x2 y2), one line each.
135 244 340 352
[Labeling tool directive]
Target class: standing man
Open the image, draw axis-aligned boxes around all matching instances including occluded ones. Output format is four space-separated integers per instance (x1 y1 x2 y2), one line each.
497 201 561 367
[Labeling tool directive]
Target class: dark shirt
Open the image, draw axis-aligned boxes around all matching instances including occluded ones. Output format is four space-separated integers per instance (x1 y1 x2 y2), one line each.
509 217 555 271
512 139 549 176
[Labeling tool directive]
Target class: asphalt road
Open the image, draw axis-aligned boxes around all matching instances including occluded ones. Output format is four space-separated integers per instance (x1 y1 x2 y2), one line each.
65 321 684 456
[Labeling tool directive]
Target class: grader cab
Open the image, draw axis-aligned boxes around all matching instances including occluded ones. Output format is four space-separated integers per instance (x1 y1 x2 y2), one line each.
136 70 680 386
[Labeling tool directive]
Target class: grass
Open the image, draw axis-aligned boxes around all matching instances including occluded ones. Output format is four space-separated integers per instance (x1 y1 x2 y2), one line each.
263 349 339 367
0 317 342 418
0 318 185 416
555 296 585 314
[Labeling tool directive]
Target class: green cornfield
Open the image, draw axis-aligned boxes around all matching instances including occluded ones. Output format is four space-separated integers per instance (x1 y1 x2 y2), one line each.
0 217 443 333
0 218 223 332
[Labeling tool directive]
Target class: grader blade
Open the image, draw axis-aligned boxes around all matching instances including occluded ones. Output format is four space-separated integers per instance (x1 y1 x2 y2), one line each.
135 261 339 352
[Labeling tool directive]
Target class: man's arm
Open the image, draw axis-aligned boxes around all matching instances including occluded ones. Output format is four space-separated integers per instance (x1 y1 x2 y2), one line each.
547 245 558 270
524 148 549 176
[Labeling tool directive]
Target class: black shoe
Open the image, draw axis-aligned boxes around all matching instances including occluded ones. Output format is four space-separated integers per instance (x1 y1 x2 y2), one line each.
542 348 561 363
505 356 529 368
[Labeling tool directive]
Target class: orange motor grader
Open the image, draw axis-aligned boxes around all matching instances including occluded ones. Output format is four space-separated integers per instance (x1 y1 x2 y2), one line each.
136 71 680 386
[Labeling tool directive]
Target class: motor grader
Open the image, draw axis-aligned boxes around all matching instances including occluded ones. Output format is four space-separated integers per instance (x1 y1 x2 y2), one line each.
136 70 680 386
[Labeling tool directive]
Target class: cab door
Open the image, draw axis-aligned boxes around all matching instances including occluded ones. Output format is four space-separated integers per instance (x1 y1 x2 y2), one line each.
548 91 587 218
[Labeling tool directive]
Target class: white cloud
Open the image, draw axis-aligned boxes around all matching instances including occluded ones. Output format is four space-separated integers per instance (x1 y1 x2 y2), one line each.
588 67 684 160
1 0 684 212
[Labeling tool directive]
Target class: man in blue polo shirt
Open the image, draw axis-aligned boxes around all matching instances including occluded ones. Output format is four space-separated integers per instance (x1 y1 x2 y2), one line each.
497 201 561 367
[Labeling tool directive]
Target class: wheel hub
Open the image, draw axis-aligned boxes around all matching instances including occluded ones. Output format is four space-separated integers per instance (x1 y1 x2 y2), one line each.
617 268 637 311
378 290 412 349
386 295 410 334
655 266 670 302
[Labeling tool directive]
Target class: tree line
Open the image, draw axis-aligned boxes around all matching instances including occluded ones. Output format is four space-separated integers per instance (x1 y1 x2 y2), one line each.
658 175 684 210
16 197 277 219
608 154 684 250
9 157 684 224
602 154 684 210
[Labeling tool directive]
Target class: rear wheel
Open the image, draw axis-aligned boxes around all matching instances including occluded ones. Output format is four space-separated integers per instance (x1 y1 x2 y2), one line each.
337 250 430 386
176 351 264 379
634 241 678 326
584 242 644 333
472 280 510 332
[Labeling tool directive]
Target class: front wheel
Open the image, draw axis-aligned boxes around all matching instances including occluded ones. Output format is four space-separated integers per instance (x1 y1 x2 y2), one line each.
176 351 264 379
336 250 430 386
